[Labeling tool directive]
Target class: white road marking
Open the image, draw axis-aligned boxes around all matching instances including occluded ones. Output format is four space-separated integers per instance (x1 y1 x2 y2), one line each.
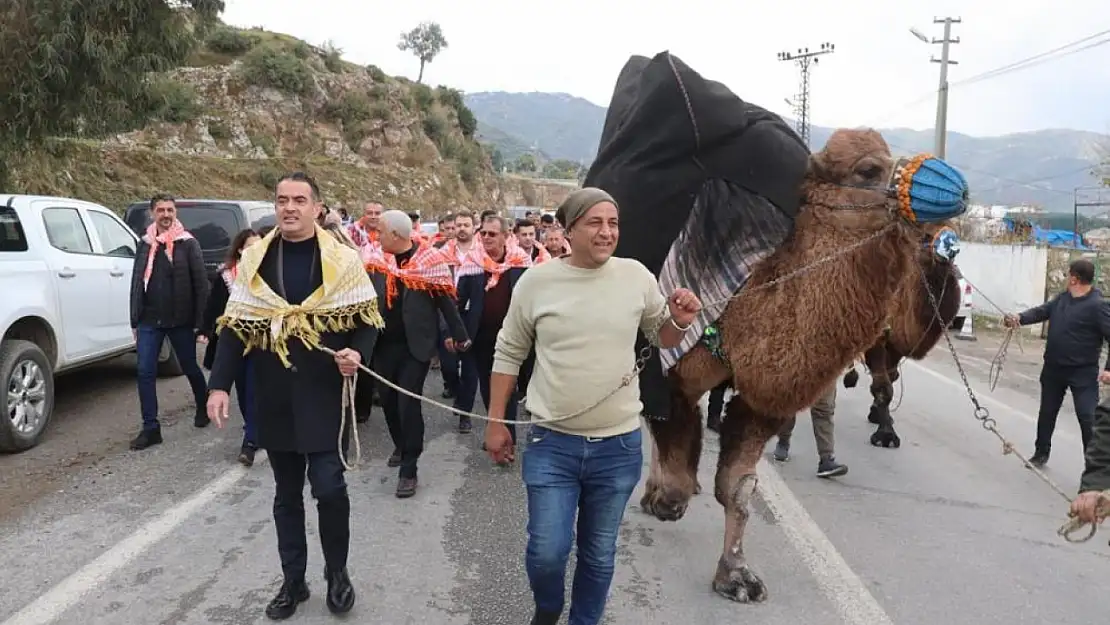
904 360 1080 445
756 458 895 625
1 461 260 625
944 352 1039 383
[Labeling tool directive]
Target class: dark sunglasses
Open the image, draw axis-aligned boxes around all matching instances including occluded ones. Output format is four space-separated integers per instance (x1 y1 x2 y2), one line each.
479 230 501 237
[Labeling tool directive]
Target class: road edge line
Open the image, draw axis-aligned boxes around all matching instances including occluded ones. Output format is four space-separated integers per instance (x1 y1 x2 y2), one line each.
756 458 895 625
1 458 261 625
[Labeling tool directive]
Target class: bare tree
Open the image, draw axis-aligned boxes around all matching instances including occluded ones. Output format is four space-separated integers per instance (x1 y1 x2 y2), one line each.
397 21 448 84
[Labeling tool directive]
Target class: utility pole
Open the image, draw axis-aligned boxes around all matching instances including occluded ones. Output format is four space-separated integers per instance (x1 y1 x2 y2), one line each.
777 43 835 148
1074 186 1110 248
929 17 960 159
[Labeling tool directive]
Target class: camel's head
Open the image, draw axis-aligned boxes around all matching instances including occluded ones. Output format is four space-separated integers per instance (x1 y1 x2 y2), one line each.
803 128 970 233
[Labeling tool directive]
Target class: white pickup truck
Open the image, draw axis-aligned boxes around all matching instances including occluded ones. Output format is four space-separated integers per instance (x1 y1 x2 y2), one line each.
0 194 184 452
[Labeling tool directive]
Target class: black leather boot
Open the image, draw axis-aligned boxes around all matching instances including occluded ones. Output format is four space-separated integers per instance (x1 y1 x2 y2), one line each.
325 567 356 614
530 609 560 625
264 579 309 620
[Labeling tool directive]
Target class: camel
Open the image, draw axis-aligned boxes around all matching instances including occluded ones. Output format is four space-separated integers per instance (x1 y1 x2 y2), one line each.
842 237 962 448
639 128 953 603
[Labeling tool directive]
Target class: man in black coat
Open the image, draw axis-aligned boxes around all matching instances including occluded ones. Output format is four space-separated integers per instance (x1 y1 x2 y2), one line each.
1005 258 1110 467
207 172 383 621
455 214 531 445
128 193 209 450
366 209 469 498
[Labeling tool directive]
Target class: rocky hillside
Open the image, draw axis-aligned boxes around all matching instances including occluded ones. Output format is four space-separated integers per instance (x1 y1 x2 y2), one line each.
465 91 1109 212
11 26 498 214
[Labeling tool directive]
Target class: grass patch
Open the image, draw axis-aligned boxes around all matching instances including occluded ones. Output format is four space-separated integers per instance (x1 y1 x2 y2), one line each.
239 44 314 96
205 27 255 55
366 64 387 82
207 120 232 142
411 83 435 113
140 77 201 123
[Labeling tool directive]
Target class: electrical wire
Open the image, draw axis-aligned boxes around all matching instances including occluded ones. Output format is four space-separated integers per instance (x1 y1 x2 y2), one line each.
953 29 1110 88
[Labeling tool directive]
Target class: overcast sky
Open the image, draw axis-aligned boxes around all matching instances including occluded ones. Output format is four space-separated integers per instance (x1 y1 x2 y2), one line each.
221 0 1110 138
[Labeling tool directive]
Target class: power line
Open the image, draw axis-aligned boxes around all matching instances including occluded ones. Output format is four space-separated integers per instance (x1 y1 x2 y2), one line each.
953 28 1110 87
862 26 1110 131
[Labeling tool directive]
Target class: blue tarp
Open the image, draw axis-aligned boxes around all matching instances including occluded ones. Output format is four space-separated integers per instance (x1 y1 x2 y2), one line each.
1001 217 1089 249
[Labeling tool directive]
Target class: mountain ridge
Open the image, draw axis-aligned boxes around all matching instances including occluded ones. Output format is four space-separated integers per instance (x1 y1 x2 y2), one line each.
465 90 1109 212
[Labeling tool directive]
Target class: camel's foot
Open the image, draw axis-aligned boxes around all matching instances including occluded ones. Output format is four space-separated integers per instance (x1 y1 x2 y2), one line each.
712 559 768 603
870 426 901 449
640 480 693 522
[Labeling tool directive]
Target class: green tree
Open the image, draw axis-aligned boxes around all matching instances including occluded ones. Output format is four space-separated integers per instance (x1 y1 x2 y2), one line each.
0 0 225 189
514 153 537 173
397 21 448 84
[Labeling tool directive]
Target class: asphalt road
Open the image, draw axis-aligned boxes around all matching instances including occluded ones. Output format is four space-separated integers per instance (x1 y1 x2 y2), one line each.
0 334 1107 625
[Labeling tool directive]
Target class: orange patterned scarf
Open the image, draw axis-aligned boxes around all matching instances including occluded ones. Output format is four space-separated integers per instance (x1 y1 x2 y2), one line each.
142 220 193 291
363 241 456 307
442 238 485 280
481 244 532 290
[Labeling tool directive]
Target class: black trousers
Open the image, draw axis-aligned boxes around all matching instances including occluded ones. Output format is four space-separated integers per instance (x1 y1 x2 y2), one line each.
473 339 520 442
374 340 431 478
1036 364 1097 456
437 322 459 395
269 449 350 582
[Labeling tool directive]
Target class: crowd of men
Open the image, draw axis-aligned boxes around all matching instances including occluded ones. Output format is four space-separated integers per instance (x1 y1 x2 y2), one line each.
125 177 1110 624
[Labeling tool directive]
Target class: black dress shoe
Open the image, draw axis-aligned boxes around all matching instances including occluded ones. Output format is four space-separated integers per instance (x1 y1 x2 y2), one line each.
387 448 401 467
530 609 560 625
129 428 162 450
264 579 310 620
238 443 257 467
194 409 210 428
325 568 355 614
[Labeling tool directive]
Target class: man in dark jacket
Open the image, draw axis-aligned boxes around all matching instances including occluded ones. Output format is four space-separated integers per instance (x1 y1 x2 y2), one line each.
207 172 382 620
433 213 461 400
128 193 209 450
1005 259 1110 467
455 214 531 444
366 210 469 497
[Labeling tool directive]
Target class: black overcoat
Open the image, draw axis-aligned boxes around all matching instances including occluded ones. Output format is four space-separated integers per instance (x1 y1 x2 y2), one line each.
207 240 379 454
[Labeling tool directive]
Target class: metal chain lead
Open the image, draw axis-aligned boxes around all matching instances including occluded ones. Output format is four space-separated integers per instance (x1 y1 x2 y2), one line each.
916 265 1105 544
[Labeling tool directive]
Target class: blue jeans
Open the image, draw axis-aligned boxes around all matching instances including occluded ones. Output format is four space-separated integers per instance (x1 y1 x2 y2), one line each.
135 324 207 431
522 425 643 625
237 357 257 446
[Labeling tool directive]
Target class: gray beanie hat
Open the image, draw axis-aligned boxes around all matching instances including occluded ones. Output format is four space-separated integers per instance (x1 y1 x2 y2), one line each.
555 187 618 230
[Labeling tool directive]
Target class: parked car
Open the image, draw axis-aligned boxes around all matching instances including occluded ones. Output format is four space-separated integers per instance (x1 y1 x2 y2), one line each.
122 199 275 279
950 263 971 331
0 194 185 452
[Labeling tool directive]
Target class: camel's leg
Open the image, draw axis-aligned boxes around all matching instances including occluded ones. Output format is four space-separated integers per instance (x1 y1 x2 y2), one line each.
640 370 707 522
865 344 902 449
711 394 778 603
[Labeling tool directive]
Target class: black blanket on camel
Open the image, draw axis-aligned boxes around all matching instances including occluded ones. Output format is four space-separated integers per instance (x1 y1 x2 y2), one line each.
583 51 811 419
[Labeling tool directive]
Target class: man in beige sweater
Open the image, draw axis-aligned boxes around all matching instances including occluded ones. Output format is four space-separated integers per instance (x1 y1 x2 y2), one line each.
485 188 701 625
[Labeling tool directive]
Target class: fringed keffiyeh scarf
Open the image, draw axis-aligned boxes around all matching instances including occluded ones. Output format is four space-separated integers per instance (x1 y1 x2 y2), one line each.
362 242 457 307
142 220 194 290
480 245 532 290
216 225 384 368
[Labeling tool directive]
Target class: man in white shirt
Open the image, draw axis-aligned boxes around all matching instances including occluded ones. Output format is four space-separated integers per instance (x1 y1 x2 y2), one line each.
485 188 701 625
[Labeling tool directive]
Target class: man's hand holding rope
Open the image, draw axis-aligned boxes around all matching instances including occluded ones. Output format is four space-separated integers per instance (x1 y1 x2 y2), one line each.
1070 490 1110 525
